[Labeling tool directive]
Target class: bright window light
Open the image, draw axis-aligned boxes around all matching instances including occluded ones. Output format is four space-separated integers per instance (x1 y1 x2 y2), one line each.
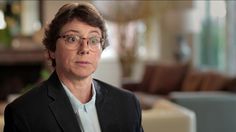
210 1 226 18
0 10 6 30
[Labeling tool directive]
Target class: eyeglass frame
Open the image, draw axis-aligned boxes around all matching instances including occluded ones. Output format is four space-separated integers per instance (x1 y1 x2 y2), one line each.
57 33 105 51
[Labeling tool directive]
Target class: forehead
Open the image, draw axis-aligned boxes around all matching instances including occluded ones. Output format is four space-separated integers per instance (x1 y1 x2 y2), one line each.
60 19 102 35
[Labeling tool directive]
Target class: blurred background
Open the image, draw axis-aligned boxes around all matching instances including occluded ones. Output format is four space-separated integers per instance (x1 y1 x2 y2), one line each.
1 0 235 91
1 1 236 132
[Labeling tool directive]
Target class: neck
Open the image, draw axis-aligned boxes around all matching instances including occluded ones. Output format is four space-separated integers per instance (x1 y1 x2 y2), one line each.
57 71 93 104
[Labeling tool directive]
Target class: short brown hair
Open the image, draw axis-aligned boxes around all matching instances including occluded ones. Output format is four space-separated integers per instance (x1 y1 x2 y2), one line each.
43 2 108 67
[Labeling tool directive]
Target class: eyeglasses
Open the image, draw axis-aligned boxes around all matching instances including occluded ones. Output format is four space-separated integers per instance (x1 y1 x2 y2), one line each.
58 34 104 51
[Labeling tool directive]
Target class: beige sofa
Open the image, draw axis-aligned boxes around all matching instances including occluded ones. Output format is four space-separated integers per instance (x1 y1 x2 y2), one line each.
0 115 3 132
138 92 196 132
0 102 6 132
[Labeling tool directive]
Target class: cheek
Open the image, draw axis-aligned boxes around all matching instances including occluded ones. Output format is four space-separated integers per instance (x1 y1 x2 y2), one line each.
94 52 102 63
55 48 73 65
90 53 101 69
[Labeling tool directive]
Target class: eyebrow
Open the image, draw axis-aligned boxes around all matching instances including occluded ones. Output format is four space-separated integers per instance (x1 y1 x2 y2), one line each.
61 29 101 36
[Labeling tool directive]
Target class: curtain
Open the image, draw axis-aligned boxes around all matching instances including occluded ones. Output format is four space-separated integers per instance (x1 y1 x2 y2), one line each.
226 1 236 76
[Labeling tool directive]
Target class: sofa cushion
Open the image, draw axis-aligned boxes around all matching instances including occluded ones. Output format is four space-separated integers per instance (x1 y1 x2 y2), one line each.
148 63 188 95
139 64 158 92
224 77 236 92
200 71 228 91
181 70 204 91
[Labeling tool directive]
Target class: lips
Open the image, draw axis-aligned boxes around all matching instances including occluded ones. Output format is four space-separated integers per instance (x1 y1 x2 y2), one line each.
75 61 91 66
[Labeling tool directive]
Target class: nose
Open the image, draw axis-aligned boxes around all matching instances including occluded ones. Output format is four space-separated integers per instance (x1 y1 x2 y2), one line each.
78 39 89 55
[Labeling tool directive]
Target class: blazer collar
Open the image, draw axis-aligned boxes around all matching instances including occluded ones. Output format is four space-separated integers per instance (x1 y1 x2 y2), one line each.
47 71 81 132
93 79 107 105
93 79 110 131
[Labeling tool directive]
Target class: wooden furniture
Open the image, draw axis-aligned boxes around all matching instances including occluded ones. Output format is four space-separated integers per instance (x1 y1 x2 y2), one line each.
0 49 45 101
0 49 45 64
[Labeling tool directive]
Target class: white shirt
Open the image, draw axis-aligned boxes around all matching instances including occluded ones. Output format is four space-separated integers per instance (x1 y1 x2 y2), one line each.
61 81 101 132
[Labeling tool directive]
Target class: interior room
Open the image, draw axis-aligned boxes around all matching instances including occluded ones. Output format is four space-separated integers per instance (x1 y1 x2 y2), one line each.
1 1 236 132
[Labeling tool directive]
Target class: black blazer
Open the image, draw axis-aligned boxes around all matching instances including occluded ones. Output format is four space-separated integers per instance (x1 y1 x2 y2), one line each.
4 72 143 132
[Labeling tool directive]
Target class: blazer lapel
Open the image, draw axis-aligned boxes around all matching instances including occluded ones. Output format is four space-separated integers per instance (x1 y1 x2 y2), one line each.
94 80 117 132
94 80 106 131
47 72 81 132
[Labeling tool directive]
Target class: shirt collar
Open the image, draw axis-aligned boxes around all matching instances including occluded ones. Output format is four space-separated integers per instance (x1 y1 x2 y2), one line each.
61 80 96 112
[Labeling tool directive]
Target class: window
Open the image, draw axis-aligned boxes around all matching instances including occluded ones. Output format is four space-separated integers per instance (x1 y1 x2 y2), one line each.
194 1 226 72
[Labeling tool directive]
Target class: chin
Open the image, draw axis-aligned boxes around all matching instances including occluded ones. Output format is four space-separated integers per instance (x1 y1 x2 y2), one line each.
72 71 92 79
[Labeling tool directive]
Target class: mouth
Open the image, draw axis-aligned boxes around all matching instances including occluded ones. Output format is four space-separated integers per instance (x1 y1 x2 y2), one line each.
75 61 91 66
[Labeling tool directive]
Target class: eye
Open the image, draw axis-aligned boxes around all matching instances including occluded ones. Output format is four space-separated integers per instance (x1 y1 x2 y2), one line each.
89 37 100 45
65 35 78 44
